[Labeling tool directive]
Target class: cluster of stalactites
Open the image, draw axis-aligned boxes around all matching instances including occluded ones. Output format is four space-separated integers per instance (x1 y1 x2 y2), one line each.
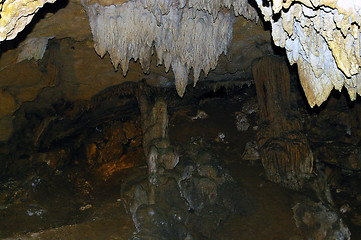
141 0 259 23
83 0 236 97
0 0 56 41
255 0 361 107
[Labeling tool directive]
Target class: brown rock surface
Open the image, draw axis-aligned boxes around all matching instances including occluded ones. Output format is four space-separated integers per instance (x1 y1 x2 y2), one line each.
0 116 14 142
253 56 313 189
0 90 17 118
0 1 272 142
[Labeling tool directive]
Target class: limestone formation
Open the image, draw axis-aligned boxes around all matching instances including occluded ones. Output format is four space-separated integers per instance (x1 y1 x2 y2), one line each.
140 0 259 23
136 90 179 204
2 0 361 107
17 37 54 63
255 0 361 107
0 0 56 41
253 56 313 189
120 137 254 239
83 0 235 97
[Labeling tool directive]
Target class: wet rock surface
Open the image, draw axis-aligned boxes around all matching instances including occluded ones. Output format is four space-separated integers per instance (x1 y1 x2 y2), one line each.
0 82 360 239
293 199 351 240
125 93 255 239
253 56 313 190
125 146 255 239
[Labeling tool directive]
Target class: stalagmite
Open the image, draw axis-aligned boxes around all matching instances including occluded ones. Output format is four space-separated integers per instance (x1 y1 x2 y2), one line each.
136 86 179 204
253 56 313 189
82 0 259 97
255 0 361 107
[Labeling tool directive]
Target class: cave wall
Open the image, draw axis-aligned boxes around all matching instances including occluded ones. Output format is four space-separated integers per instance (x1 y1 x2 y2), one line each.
0 2 272 143
2 0 361 109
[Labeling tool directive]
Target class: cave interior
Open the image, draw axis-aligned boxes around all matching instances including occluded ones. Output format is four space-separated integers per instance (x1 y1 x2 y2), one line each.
0 0 361 239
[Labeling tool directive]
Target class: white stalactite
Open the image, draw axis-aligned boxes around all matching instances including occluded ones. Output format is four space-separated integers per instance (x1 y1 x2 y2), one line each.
17 37 53 63
255 0 361 107
83 0 250 97
141 0 259 23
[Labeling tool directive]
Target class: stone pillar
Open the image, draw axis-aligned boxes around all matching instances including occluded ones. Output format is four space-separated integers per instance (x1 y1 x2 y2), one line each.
136 86 179 204
252 56 313 189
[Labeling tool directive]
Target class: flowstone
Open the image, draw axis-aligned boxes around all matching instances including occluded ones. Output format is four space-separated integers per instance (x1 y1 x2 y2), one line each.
253 56 313 189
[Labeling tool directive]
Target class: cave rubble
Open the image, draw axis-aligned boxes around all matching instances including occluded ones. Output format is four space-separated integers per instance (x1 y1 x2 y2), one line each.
1 0 361 239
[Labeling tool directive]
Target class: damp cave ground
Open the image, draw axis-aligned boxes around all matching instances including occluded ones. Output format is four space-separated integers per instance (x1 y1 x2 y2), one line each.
0 84 361 239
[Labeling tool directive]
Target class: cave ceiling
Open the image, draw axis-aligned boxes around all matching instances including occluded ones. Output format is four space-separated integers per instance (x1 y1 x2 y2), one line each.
0 0 361 107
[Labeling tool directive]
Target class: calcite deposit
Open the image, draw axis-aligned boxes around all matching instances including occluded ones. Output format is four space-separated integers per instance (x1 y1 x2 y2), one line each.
83 0 235 97
256 0 361 107
0 0 56 41
253 56 313 189
17 37 54 63
2 0 361 106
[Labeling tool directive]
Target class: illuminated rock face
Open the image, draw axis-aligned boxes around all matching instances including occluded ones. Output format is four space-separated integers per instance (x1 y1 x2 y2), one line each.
83 0 236 97
140 0 259 22
0 0 56 41
2 0 361 106
255 0 361 107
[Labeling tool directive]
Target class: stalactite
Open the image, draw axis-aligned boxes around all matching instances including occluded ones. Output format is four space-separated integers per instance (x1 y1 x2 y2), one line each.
255 0 361 107
82 0 238 97
17 37 53 63
0 0 55 41
141 0 259 23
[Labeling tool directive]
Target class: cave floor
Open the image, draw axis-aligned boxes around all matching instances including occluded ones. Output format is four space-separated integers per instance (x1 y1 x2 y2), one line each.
1 87 361 239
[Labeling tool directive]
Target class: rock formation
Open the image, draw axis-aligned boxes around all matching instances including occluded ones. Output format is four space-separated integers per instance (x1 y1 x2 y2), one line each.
17 37 54 63
293 199 351 240
82 0 236 97
122 93 255 238
255 0 361 107
253 56 313 189
0 0 56 41
2 0 361 107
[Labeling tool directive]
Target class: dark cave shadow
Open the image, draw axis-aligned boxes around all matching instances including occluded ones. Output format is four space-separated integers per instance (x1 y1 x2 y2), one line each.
0 0 69 56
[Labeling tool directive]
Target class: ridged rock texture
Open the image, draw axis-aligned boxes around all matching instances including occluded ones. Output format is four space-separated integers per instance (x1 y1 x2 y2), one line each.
0 0 56 41
1 0 361 107
136 88 179 204
255 0 361 107
253 56 313 189
82 0 258 97
17 37 54 63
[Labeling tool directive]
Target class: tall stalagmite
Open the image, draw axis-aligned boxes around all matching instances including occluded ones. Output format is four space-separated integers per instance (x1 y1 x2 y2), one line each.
253 56 313 189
